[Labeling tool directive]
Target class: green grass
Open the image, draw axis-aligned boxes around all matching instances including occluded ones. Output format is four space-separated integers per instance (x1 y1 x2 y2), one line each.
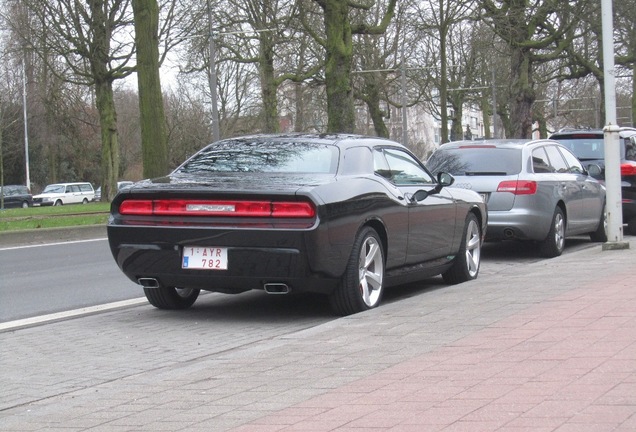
0 202 111 232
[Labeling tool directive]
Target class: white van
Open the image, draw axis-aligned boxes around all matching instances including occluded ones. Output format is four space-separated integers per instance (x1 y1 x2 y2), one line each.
33 182 95 206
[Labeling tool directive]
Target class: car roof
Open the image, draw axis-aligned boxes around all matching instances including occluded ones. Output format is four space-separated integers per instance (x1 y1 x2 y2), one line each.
215 133 408 151
436 138 560 150
45 182 92 186
550 127 636 138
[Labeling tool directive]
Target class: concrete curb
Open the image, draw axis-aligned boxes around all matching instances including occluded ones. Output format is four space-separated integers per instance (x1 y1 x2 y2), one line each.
0 224 107 248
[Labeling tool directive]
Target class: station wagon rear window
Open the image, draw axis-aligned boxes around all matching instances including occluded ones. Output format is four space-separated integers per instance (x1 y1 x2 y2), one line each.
427 148 522 176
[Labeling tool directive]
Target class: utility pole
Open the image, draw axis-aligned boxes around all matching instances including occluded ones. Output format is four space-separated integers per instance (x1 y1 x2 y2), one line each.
600 0 628 250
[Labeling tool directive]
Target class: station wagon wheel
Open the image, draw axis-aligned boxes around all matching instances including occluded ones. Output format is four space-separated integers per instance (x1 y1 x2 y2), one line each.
82 198 89 204
54 200 62 206
539 207 565 258
21 201 29 208
329 226 384 316
443 213 481 284
143 286 200 310
589 202 608 242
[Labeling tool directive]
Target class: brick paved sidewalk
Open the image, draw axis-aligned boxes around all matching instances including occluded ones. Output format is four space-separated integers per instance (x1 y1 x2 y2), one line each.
1 241 634 432
231 249 636 432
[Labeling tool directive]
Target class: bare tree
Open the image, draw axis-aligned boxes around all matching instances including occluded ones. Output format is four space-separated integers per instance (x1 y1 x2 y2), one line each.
299 0 397 133
480 0 578 138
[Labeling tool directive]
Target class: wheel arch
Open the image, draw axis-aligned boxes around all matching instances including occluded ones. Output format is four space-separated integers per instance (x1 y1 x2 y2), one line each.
362 218 388 262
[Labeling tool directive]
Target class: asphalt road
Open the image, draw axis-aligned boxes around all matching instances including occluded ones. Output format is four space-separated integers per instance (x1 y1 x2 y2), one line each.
0 238 140 322
0 226 609 324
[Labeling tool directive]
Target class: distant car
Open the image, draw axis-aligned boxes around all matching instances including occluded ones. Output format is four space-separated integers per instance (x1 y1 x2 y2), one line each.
33 182 95 206
550 127 636 235
94 181 134 202
0 185 32 209
107 133 487 316
427 139 607 257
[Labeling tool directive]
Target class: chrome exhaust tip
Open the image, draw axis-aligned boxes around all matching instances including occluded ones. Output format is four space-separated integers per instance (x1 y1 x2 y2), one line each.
263 283 291 294
137 277 160 288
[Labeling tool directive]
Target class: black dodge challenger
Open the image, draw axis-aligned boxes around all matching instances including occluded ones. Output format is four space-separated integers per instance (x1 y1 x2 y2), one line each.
107 134 487 316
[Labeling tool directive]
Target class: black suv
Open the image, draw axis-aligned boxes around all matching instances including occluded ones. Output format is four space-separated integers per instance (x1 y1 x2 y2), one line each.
550 127 636 235
0 185 33 209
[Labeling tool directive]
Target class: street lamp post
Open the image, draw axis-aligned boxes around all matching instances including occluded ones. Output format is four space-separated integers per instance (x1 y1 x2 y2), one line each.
22 56 30 190
600 0 628 250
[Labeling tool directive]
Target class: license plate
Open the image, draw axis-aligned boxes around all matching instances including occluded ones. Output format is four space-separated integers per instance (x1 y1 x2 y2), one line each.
182 246 228 270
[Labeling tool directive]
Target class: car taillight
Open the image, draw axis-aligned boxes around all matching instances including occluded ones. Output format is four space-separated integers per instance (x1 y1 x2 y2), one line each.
119 199 316 218
621 163 636 176
497 180 537 195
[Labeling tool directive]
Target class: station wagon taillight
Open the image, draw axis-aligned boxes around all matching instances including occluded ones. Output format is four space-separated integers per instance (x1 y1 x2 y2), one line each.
119 199 316 218
497 180 537 195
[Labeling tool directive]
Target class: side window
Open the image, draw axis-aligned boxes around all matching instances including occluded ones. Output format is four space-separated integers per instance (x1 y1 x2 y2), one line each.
544 145 569 173
532 148 553 173
626 136 636 162
381 148 434 185
373 148 392 179
558 147 584 174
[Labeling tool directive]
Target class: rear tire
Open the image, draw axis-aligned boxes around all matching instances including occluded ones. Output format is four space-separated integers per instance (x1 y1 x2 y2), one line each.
539 207 565 258
590 203 607 242
144 286 200 309
443 213 482 284
329 226 384 316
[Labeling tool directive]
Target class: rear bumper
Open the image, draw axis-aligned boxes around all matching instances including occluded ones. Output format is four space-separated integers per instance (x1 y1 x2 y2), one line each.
485 209 551 241
107 224 345 295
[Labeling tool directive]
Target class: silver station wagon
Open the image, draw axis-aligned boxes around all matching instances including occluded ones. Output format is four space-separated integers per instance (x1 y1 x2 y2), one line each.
427 139 607 257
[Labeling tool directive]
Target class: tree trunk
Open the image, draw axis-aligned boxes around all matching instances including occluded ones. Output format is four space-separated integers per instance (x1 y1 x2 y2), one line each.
632 64 636 126
259 35 280 133
94 78 119 202
323 0 355 133
508 48 535 138
132 0 168 179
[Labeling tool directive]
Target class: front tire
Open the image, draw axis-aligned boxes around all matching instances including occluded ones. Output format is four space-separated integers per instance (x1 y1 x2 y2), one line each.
54 200 63 206
443 213 482 284
329 226 384 316
539 207 565 258
144 286 200 310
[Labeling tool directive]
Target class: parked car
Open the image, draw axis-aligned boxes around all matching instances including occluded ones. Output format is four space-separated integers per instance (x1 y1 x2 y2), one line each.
107 133 487 316
427 139 607 257
549 127 636 235
33 182 95 206
0 185 32 209
94 181 134 202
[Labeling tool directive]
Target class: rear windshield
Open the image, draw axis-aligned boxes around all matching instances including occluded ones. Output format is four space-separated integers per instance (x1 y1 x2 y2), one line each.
427 147 522 176
175 140 339 174
552 137 606 160
553 135 636 162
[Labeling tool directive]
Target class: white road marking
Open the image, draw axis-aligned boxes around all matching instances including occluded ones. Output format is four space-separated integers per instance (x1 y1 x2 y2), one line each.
0 297 147 331
0 237 108 251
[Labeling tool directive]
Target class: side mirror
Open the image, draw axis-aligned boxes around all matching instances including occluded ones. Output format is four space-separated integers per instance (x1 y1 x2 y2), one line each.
437 172 455 187
586 164 602 178
411 172 455 202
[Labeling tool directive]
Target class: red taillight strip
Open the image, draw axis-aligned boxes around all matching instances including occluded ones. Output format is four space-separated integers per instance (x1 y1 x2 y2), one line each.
497 180 537 195
621 163 636 176
119 199 316 218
